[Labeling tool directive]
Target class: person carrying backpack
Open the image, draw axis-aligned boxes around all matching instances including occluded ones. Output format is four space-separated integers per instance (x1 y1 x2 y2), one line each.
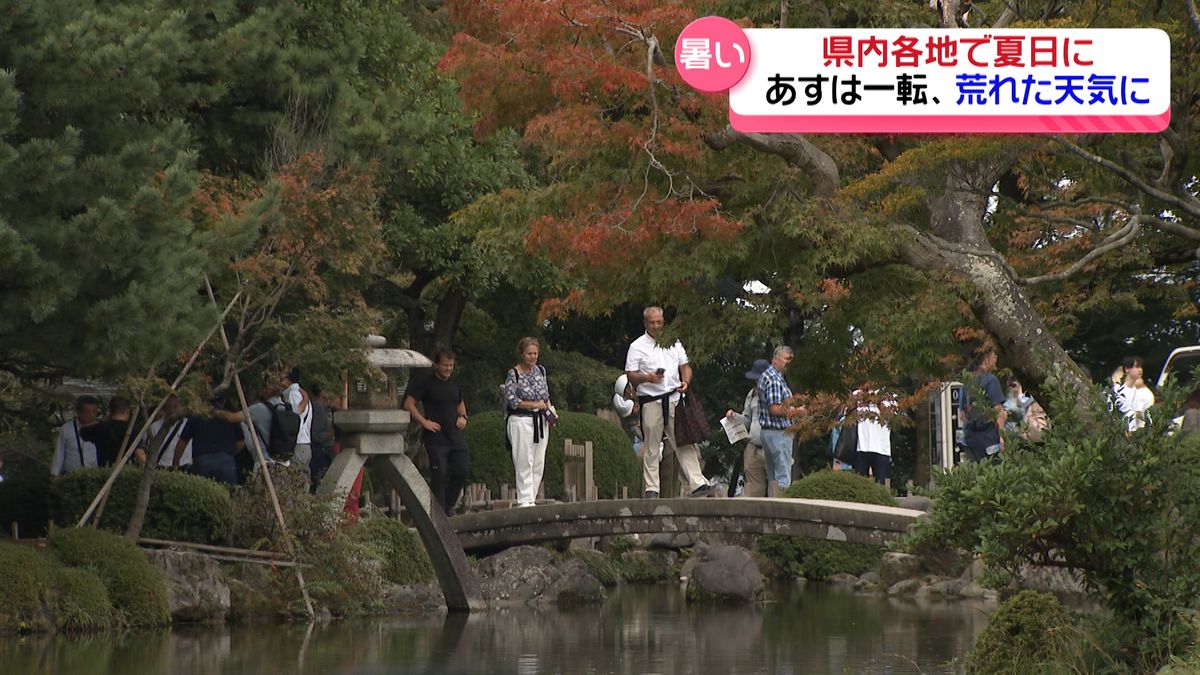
960 349 1007 464
281 367 313 471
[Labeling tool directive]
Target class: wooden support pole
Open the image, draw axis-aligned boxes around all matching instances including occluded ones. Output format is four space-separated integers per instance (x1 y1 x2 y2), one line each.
78 291 243 528
92 405 140 528
138 537 290 559
204 276 315 620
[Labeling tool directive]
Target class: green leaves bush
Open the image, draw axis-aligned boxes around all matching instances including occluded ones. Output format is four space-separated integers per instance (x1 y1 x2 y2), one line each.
963 590 1072 674
0 543 54 632
50 566 113 632
782 470 898 505
757 471 893 581
463 411 640 499
908 378 1200 670
50 468 234 545
49 527 169 627
0 434 52 537
355 517 434 586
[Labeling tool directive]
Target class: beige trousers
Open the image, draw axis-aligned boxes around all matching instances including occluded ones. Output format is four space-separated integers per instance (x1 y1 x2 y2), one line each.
642 397 706 493
741 441 767 497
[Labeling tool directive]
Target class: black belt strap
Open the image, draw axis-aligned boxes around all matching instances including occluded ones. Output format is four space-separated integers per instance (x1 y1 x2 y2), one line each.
638 392 673 442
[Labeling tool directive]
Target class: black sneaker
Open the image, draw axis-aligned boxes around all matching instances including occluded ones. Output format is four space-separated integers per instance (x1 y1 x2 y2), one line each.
688 483 719 498
643 490 659 499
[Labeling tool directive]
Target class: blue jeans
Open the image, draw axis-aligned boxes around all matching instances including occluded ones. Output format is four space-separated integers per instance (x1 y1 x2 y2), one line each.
192 452 237 488
760 428 794 490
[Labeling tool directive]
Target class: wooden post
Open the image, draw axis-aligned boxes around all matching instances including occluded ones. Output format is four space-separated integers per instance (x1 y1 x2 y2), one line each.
78 291 243 528
584 441 595 501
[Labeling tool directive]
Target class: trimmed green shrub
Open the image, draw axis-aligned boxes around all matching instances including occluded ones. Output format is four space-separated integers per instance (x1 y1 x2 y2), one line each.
49 527 170 627
758 470 893 581
0 543 54 632
782 469 897 505
355 517 434 585
463 410 640 500
0 434 52 537
50 467 234 545
964 590 1071 674
51 566 113 632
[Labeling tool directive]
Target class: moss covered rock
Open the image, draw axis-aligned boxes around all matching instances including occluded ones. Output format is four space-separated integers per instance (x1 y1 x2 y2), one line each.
50 468 234 545
463 410 640 500
49 527 170 627
0 543 54 633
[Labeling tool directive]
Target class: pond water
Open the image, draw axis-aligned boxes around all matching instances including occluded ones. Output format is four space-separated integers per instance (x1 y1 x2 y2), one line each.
2 583 991 674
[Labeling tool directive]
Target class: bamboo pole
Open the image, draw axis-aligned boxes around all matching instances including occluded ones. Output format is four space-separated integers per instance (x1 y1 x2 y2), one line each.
92 405 140 528
78 291 243 528
204 276 315 620
138 537 290 559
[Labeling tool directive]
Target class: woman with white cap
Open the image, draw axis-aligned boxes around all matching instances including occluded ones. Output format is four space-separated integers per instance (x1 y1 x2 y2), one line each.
612 374 643 455
725 359 769 497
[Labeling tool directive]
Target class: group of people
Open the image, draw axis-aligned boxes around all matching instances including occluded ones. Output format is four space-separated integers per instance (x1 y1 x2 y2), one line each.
50 368 337 490
52 311 1185 515
957 349 1192 466
401 338 558 515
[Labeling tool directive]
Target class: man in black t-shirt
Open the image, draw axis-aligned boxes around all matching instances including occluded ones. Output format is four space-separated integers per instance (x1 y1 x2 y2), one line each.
81 397 147 467
403 349 470 516
173 398 244 487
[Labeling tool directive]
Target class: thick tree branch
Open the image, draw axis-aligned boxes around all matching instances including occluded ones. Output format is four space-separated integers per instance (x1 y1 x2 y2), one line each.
705 127 840 197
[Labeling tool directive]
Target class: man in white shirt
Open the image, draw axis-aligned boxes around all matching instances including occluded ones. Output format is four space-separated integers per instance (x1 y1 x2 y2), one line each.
853 390 895 486
281 367 312 470
50 396 100 477
625 306 715 499
149 396 191 468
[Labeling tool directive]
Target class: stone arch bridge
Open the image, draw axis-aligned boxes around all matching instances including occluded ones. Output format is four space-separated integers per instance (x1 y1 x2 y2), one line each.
448 498 926 553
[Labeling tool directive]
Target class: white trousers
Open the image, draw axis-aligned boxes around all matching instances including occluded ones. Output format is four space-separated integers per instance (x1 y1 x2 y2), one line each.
641 398 707 493
508 415 549 506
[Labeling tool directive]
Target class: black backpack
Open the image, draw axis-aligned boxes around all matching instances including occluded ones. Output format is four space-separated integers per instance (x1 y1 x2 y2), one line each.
266 401 301 461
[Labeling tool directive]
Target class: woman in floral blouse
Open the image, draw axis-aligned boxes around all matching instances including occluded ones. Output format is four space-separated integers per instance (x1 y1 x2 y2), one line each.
503 337 554 507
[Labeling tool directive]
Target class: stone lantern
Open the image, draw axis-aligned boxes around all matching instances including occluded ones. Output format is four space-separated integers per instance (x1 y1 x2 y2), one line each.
346 335 432 411
320 336 480 611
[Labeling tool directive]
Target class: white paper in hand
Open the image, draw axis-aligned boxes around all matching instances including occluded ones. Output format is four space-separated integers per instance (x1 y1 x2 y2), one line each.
720 415 749 444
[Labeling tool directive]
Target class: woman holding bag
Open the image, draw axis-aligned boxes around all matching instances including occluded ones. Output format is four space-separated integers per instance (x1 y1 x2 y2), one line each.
503 337 554 507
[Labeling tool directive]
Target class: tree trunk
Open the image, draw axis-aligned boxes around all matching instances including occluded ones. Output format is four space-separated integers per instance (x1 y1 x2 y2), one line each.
899 173 1093 413
125 417 177 541
432 290 467 352
914 398 931 488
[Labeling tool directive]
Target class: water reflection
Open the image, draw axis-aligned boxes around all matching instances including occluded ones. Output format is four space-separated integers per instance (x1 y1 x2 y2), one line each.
1 584 990 674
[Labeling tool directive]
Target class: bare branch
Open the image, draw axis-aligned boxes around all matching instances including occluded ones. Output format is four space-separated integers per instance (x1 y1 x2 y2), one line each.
1052 136 1200 220
1019 216 1143 285
705 127 840 197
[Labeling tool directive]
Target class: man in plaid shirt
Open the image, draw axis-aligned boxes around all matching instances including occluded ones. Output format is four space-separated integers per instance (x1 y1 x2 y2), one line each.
757 346 800 492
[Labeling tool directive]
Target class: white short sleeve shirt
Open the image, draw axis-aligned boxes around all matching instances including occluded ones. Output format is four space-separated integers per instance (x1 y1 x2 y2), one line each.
625 334 688 402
